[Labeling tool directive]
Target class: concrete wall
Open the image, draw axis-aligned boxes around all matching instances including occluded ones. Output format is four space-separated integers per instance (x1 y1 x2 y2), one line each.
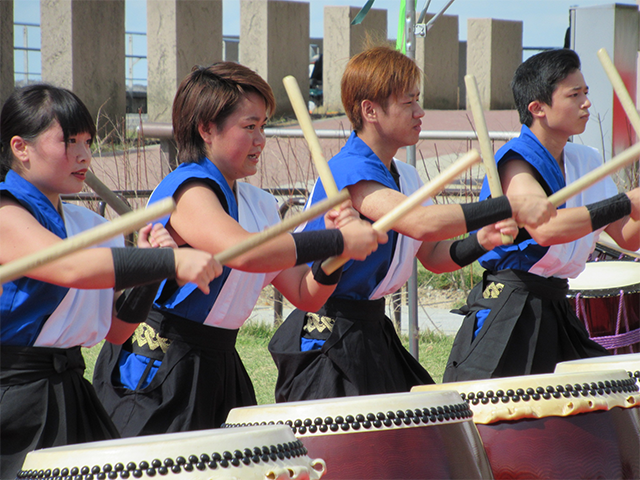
0 0 13 106
323 6 387 114
467 18 522 110
147 0 222 123
41 0 126 130
572 3 639 166
240 0 309 117
415 13 458 110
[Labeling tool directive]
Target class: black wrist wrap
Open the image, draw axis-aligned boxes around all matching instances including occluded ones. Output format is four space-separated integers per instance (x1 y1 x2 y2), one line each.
292 229 345 266
460 196 512 232
111 247 175 291
311 260 344 285
115 282 161 324
586 193 632 231
449 233 488 267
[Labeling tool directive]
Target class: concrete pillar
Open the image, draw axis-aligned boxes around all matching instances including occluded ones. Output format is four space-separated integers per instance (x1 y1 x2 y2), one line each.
240 0 309 117
458 41 467 109
467 18 522 110
147 0 222 124
40 0 125 132
323 6 387 114
0 0 13 106
415 14 458 110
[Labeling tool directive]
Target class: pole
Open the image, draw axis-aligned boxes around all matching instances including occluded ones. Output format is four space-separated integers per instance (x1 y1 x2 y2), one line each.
405 0 419 360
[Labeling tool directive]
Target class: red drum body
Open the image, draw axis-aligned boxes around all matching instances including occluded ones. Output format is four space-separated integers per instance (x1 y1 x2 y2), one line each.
567 261 640 353
224 391 493 480
18 425 326 480
413 370 640 479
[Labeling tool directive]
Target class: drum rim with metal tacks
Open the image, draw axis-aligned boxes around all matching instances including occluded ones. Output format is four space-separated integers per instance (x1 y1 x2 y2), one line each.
17 424 326 480
411 369 640 424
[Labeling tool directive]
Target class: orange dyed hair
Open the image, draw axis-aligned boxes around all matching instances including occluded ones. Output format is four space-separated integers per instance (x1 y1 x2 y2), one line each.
341 45 422 132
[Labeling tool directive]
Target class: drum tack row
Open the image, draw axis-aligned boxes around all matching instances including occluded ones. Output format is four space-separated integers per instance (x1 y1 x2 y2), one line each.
16 353 640 480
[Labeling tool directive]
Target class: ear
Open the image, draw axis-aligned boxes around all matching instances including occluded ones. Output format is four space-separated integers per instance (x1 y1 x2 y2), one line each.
361 100 378 125
197 122 215 145
10 136 30 163
528 100 546 119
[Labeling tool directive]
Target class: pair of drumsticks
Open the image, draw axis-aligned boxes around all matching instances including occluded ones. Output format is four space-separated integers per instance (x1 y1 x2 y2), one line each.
1 48 637 283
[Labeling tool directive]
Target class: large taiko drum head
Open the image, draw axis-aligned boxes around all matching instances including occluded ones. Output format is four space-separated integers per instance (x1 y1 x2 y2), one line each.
555 353 640 420
17 425 326 480
223 391 492 479
567 261 640 353
413 370 640 479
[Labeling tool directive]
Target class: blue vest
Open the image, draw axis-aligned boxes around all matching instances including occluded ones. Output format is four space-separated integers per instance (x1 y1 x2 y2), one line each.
0 171 70 345
478 125 566 272
149 159 236 323
302 132 399 300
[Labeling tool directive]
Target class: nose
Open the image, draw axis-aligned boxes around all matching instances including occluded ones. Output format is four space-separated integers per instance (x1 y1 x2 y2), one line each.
72 141 92 164
414 103 425 118
582 96 591 109
254 128 266 147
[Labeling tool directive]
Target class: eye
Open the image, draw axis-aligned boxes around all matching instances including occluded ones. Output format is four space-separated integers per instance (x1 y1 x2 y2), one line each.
246 124 256 130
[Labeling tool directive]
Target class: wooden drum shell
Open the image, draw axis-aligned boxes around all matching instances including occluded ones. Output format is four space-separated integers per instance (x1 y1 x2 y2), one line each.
224 391 493 479
413 370 640 479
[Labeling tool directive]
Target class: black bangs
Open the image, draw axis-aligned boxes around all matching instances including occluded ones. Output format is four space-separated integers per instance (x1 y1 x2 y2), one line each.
50 88 97 143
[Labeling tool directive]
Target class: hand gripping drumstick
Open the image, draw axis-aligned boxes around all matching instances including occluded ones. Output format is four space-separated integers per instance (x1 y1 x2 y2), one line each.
597 48 640 139
548 142 640 207
0 197 175 285
283 75 340 198
465 74 513 245
214 189 350 265
85 171 133 215
321 149 483 274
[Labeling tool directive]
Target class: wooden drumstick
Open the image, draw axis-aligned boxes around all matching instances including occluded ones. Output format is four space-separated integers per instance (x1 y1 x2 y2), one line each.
85 171 132 215
215 189 350 265
321 149 483 274
0 197 175 285
283 75 340 198
548 142 640 207
597 48 640 139
465 74 513 245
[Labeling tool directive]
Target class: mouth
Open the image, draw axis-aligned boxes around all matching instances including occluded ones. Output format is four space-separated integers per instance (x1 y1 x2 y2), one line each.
248 152 261 162
72 169 88 180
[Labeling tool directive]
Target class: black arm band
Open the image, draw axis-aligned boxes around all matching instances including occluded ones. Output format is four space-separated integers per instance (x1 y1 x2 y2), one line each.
115 282 161 324
311 260 344 285
111 247 175 291
460 196 512 233
585 193 632 231
449 233 488 267
291 229 345 266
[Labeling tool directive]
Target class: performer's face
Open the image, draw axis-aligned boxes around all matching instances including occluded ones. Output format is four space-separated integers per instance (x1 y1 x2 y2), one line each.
373 86 424 150
541 70 591 137
12 120 92 206
202 92 268 186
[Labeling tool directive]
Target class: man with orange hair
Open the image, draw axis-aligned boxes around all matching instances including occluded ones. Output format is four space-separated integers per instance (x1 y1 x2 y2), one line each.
269 45 556 401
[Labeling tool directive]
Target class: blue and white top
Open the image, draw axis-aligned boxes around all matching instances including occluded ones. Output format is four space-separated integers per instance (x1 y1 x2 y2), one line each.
478 125 618 279
148 158 281 330
0 171 123 347
299 131 428 301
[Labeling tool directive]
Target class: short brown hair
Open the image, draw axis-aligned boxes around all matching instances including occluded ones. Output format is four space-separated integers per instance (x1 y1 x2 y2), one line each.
172 62 276 164
341 46 421 132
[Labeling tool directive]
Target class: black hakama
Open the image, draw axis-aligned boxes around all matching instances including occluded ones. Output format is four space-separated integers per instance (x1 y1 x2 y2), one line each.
93 310 256 437
443 269 609 382
0 346 119 479
269 297 434 402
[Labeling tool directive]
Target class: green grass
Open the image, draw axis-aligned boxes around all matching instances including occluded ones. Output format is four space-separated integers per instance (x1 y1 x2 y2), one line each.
82 322 454 405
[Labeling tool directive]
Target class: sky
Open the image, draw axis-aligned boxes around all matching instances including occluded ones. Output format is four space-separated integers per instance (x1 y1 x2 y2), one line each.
13 0 638 85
